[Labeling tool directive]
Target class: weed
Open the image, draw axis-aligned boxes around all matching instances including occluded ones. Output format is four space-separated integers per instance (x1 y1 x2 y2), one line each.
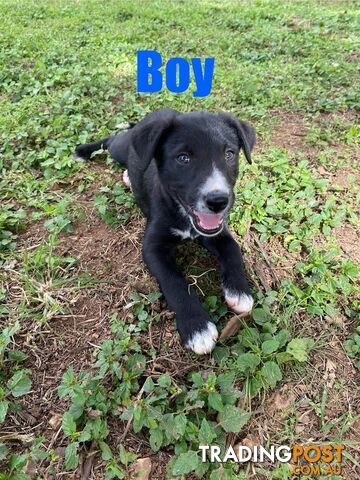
94 182 136 227
0 322 31 424
344 323 360 370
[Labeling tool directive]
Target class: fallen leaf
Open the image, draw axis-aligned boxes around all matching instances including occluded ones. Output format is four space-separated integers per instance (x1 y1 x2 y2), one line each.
317 166 330 176
131 457 152 480
48 413 62 430
87 409 102 419
241 434 259 449
233 435 260 462
295 412 312 434
295 424 305 434
219 316 241 339
324 359 336 388
325 315 346 328
268 386 296 416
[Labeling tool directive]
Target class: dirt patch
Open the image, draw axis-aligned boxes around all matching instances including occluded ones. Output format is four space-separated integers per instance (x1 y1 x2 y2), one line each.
347 51 360 63
266 111 312 153
283 16 312 31
324 166 360 264
333 223 360 263
263 236 299 282
16 218 47 250
323 110 359 123
264 110 360 161
63 207 145 298
331 168 360 188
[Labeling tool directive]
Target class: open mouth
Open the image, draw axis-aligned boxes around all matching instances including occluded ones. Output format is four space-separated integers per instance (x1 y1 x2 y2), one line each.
190 209 225 235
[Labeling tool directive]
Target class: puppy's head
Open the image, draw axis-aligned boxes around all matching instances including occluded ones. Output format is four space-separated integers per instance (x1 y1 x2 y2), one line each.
132 110 255 236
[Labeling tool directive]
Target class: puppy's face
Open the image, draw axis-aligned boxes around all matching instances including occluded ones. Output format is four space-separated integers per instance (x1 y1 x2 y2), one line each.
156 113 255 236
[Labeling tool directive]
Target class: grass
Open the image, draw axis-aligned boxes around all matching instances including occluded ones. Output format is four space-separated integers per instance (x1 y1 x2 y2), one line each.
0 0 359 478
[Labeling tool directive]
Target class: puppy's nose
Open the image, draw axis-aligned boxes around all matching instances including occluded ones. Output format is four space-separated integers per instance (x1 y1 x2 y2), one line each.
205 191 229 213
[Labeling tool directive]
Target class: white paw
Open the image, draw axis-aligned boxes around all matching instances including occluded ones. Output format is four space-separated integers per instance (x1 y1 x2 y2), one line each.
224 290 254 317
185 322 218 355
123 169 131 188
73 153 86 162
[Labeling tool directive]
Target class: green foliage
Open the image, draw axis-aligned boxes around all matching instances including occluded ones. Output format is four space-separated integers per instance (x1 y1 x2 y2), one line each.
306 116 360 148
286 337 315 362
57 317 144 473
230 151 351 249
0 322 32 425
127 291 162 328
282 247 358 318
55 303 325 476
0 437 49 479
204 295 229 322
94 182 135 227
218 405 251 433
344 323 360 370
172 451 200 476
0 205 26 251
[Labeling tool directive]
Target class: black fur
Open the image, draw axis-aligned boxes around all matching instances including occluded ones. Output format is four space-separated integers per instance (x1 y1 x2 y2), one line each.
75 109 256 354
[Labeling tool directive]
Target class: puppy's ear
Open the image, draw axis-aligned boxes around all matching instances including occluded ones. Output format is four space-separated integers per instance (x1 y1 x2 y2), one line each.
219 113 256 164
131 110 177 171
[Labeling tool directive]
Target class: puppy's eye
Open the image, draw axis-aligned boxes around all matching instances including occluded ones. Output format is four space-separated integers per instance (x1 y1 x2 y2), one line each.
176 153 190 165
225 149 235 162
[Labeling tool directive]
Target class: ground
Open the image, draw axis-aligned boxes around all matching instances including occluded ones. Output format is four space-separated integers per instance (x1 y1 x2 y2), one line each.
0 1 359 479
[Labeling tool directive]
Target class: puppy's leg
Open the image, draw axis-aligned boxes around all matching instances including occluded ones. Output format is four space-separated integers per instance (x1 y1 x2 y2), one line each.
143 226 218 354
200 229 253 317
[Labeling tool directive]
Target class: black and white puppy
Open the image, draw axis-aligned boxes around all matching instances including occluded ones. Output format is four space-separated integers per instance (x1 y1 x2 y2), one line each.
75 109 255 355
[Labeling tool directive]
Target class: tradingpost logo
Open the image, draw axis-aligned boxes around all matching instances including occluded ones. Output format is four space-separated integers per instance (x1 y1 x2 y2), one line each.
199 443 345 476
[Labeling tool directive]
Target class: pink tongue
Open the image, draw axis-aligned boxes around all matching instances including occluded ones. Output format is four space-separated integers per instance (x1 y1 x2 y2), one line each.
195 211 223 230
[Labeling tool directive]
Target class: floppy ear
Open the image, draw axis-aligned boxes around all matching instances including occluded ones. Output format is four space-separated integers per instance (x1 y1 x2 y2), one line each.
131 110 177 171
219 113 256 164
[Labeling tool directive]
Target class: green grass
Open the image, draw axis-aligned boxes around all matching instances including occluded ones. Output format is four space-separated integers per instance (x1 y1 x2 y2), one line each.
0 0 359 479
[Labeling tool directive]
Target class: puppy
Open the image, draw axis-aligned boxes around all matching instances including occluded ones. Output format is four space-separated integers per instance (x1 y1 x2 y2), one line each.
75 109 255 354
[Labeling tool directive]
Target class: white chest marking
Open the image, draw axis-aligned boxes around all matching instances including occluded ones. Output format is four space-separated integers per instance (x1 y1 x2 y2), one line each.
171 228 198 240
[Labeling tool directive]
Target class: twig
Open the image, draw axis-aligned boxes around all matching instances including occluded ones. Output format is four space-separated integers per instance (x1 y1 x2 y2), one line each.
39 425 63 468
0 433 34 443
80 441 97 480
120 382 146 442
188 269 216 296
253 262 272 292
251 233 280 284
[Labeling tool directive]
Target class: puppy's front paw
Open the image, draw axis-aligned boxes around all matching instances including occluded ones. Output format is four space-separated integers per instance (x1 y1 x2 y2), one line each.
224 290 254 317
123 169 131 189
185 321 218 355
